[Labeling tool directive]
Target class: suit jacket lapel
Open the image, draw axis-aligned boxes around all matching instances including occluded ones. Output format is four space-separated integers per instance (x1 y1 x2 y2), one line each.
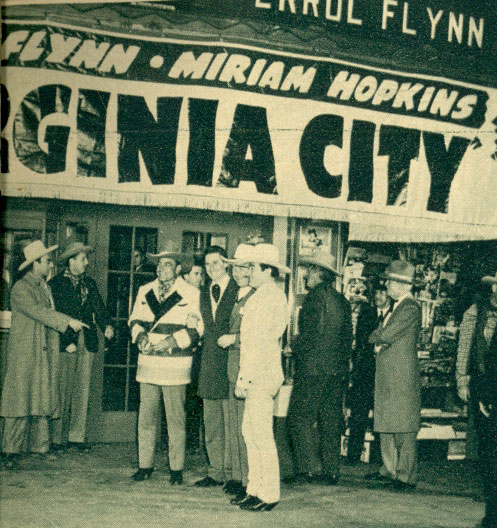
215 279 237 323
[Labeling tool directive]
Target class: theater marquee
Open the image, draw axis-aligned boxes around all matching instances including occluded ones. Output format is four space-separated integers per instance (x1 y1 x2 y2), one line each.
1 20 496 240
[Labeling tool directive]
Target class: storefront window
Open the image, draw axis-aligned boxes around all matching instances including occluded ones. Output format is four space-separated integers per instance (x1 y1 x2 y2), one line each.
182 231 228 252
104 225 157 412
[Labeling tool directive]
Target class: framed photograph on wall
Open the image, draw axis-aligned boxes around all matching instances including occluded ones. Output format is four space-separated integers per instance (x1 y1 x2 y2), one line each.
299 225 332 256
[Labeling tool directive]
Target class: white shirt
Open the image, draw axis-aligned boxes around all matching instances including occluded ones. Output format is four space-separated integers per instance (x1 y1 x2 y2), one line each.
210 273 230 320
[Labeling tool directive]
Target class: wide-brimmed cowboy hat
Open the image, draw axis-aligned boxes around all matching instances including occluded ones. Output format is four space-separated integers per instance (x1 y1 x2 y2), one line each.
222 243 255 265
237 243 290 274
481 271 497 284
147 240 187 265
59 242 94 263
382 260 422 286
299 253 340 275
19 240 58 271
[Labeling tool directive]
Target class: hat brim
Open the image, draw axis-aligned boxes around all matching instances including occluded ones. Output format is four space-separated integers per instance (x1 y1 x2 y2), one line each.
299 256 340 275
146 252 186 264
382 273 424 287
481 275 497 284
237 258 290 274
18 244 58 271
59 245 94 263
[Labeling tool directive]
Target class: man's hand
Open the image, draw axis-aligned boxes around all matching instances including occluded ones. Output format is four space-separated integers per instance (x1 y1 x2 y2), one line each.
104 325 114 340
151 336 176 355
457 385 469 403
479 401 492 418
65 343 77 353
186 313 200 329
68 319 89 332
217 334 236 348
234 383 247 399
137 333 149 353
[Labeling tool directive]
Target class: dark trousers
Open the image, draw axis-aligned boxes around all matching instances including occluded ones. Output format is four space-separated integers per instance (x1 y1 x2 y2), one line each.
287 374 345 477
476 409 497 525
347 384 373 462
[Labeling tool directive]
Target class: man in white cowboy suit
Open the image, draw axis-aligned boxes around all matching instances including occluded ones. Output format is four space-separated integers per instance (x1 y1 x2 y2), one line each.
231 243 289 512
287 252 352 485
217 244 255 500
49 242 114 451
1 241 87 469
128 242 203 485
366 260 422 491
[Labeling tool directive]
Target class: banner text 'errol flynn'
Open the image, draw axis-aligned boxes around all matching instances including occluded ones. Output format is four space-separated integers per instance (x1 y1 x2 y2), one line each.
1 20 497 240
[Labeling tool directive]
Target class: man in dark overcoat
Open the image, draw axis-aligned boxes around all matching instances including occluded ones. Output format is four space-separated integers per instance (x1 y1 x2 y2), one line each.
49 242 114 451
1 241 86 468
195 246 238 487
456 271 497 528
366 260 422 491
287 253 352 484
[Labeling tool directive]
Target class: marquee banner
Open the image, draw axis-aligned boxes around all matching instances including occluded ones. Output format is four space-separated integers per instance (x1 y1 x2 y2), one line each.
1 20 497 240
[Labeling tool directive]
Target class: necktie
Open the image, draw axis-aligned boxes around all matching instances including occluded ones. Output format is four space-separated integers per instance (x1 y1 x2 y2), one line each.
376 311 384 326
158 281 171 303
212 283 221 304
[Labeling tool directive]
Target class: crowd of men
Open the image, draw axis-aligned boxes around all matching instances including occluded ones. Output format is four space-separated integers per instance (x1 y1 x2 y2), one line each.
0 238 495 525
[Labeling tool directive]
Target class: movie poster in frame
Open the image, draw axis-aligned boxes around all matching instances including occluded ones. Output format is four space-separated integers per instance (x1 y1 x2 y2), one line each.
299 225 332 256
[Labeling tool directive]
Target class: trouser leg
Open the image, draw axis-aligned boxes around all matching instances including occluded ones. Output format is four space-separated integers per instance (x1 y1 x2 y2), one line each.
347 390 371 462
203 398 226 481
28 416 50 454
243 388 280 503
68 339 94 443
162 385 186 471
228 382 248 485
379 433 396 478
138 383 161 468
476 412 497 523
394 432 418 484
319 379 345 477
287 378 321 474
52 352 77 446
2 417 28 454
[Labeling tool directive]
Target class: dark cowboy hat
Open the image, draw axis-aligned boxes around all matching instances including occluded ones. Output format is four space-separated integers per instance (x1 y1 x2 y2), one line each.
58 242 94 263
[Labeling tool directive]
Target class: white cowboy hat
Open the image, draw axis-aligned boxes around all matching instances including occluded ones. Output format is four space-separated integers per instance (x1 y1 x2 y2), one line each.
481 271 497 284
147 240 187 265
222 243 255 265
299 253 341 275
19 240 58 271
237 243 290 274
382 260 423 286
58 241 94 263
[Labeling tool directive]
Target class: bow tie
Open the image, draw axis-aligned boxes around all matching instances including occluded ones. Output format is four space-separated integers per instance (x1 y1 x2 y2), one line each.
211 283 221 304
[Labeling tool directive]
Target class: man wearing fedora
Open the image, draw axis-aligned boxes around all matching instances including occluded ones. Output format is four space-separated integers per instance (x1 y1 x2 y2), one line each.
49 242 114 451
217 244 255 500
230 243 289 511
287 253 352 485
195 246 238 488
128 243 203 484
1 241 87 468
366 260 422 491
456 271 497 528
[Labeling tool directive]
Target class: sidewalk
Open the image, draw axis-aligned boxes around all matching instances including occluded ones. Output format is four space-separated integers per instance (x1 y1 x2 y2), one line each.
0 443 483 528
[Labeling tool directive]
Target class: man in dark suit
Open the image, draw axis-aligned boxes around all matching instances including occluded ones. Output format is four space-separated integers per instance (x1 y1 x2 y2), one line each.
195 246 238 487
287 253 352 485
49 242 114 451
366 260 422 491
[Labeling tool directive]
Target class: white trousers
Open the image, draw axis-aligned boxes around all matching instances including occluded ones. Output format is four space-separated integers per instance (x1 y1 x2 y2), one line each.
242 386 280 503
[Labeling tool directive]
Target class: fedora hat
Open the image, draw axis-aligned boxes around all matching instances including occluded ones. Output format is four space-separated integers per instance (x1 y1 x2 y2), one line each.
223 243 255 264
481 271 497 284
299 253 340 275
238 243 290 274
382 260 421 285
19 240 58 271
59 242 94 263
147 240 186 265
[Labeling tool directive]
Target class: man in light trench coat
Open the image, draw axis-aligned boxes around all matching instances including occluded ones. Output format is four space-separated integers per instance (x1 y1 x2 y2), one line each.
366 260 422 491
0 241 87 469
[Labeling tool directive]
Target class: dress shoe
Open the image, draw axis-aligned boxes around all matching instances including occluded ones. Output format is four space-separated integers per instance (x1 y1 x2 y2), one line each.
51 444 67 453
131 467 154 481
2 454 21 470
364 471 393 483
194 476 223 487
223 480 244 495
68 442 92 452
316 474 339 486
281 475 296 485
391 480 416 492
170 470 183 485
240 498 279 512
231 493 258 506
